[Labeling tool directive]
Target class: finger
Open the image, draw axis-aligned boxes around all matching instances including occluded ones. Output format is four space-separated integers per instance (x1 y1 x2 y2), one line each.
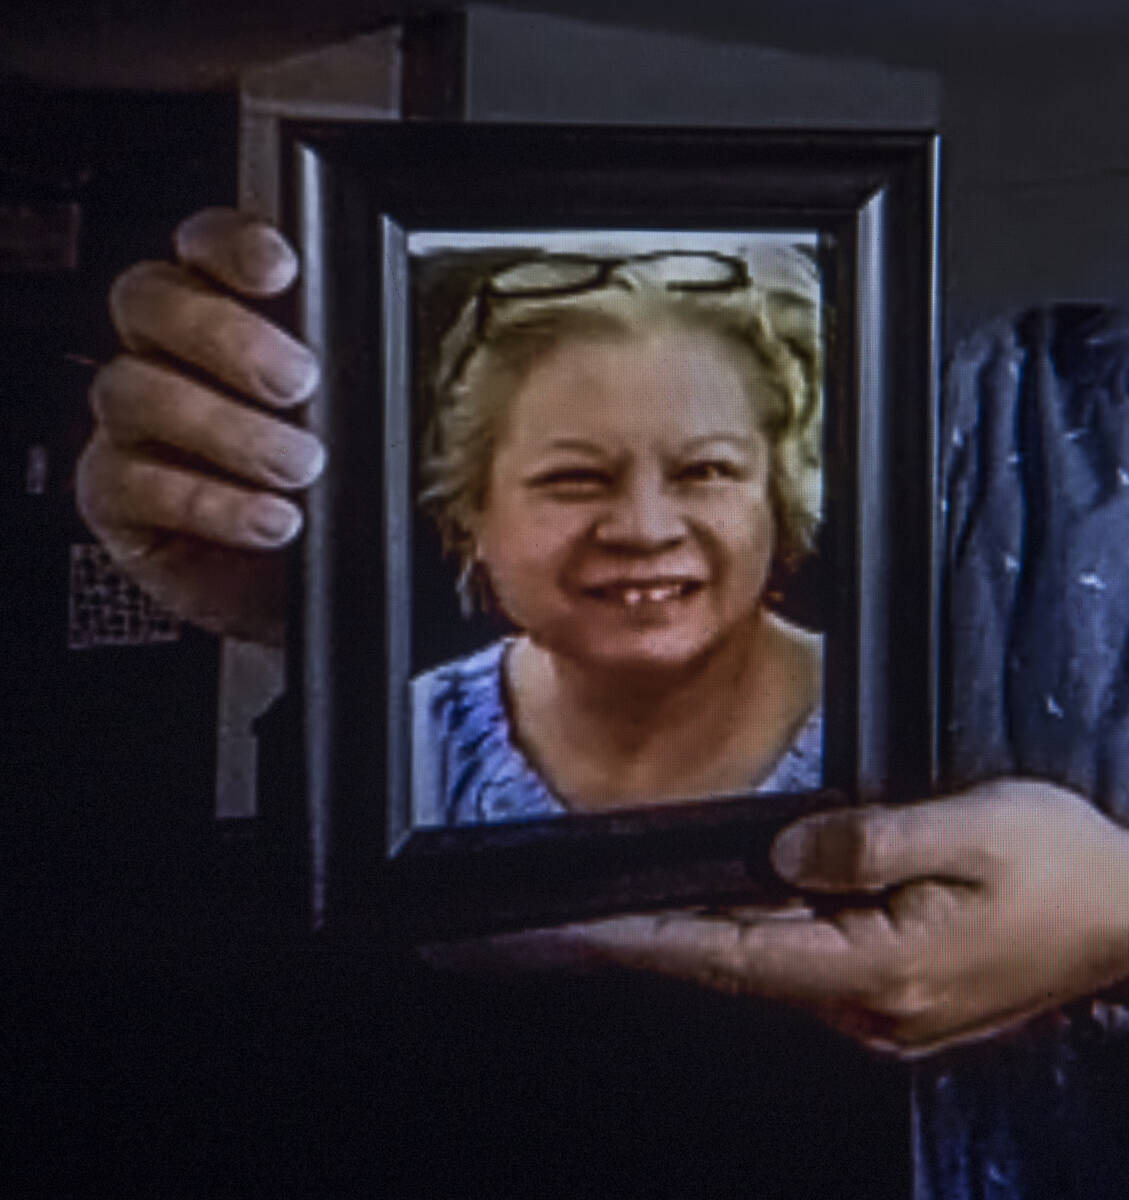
109 262 319 407
569 910 868 1007
698 898 814 923
77 430 302 550
174 207 298 297
91 356 325 490
419 927 624 976
770 792 1006 893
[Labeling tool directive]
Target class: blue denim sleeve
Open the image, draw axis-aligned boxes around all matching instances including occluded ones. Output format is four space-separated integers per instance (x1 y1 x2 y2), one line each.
918 304 1129 1199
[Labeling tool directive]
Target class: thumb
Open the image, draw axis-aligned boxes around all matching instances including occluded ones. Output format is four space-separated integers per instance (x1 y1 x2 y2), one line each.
770 800 986 892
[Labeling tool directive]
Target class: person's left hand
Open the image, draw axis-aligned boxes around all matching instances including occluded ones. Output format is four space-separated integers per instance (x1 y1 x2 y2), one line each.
565 779 1129 1057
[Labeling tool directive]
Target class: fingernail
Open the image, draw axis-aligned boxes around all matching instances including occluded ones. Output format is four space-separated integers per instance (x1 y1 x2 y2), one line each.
259 345 319 403
248 497 301 544
771 823 816 882
261 435 325 487
236 227 295 291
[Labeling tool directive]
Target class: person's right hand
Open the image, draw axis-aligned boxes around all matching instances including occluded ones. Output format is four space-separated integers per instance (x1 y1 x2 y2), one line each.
76 208 325 646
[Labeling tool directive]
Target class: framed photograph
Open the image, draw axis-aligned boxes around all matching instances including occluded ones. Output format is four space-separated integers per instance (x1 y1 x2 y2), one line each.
280 122 939 941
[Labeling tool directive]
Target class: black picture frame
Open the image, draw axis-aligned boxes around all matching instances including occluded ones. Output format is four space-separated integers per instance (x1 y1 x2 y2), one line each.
280 121 940 942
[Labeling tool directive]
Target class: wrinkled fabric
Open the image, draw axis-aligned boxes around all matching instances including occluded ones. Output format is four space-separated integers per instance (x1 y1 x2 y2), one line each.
918 304 1129 1198
412 637 824 826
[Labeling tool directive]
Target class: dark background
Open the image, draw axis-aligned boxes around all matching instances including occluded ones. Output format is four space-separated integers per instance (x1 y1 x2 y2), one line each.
6 0 1129 341
3 4 1128 1197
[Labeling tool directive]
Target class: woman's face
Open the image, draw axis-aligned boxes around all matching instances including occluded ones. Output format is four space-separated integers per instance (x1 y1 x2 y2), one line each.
473 326 776 676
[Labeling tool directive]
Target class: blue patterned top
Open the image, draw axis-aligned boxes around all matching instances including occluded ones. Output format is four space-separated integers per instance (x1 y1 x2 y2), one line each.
411 638 824 827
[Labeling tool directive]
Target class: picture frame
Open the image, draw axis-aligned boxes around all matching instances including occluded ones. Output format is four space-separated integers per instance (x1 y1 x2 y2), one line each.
279 121 939 942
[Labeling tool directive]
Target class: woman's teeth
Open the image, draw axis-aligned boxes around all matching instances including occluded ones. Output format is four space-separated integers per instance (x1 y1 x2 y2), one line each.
624 585 679 605
591 582 694 605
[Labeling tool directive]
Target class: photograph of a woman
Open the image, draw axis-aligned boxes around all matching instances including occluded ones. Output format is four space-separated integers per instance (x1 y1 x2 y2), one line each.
409 239 826 826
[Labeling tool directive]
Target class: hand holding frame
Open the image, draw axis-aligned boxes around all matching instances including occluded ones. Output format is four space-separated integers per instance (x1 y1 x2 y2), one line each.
564 780 1129 1056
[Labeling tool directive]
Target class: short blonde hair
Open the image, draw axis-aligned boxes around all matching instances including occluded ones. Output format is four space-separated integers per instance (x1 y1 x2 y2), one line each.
419 247 823 611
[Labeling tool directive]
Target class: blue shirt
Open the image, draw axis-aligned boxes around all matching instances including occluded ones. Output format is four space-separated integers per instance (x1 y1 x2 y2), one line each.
411 637 824 827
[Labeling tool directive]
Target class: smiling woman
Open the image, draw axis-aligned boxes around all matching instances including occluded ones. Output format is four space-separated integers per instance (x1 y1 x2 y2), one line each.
410 245 825 826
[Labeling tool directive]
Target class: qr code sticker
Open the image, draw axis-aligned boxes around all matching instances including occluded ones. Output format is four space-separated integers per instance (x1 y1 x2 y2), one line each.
68 543 182 649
